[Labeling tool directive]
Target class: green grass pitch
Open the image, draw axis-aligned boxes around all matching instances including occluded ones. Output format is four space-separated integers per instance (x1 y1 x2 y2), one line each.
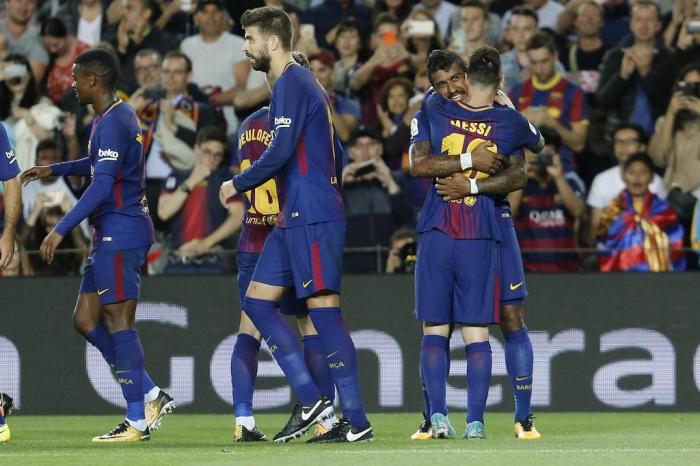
2 413 700 465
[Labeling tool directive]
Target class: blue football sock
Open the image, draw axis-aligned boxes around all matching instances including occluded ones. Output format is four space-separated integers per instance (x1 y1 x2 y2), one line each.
420 335 449 417
309 308 369 430
85 321 116 366
0 412 5 425
303 334 335 401
419 366 430 421
503 327 534 421
86 322 158 398
465 341 492 424
243 297 320 405
111 329 145 422
231 332 260 417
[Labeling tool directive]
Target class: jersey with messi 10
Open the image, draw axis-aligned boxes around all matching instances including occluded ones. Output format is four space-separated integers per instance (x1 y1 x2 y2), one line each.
235 106 279 254
54 101 154 250
231 63 344 228
411 91 541 240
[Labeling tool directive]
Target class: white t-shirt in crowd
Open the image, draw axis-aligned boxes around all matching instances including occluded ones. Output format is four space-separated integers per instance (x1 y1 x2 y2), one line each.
180 32 246 135
502 0 565 32
77 14 102 46
22 177 90 237
587 165 668 210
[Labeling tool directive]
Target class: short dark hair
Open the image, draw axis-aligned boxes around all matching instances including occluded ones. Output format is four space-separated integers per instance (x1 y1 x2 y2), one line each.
675 61 700 87
426 50 466 86
612 123 647 145
460 0 487 18
240 7 293 51
163 51 192 73
623 152 655 174
631 0 661 19
292 50 310 69
336 17 361 37
574 0 603 20
40 17 69 38
509 5 538 25
74 48 120 89
539 126 561 152
390 227 418 245
526 31 557 54
135 48 162 63
36 138 60 155
196 126 227 147
373 12 399 33
467 46 501 89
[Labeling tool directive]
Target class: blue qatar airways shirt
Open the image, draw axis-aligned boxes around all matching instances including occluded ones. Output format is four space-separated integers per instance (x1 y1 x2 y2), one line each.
411 91 541 240
0 124 20 181
53 100 154 250
231 63 345 228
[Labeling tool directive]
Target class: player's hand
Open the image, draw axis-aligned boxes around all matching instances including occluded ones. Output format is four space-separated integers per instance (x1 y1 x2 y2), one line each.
471 142 505 174
546 153 564 179
219 180 238 208
0 233 15 269
435 176 470 201
117 18 130 53
20 166 53 186
494 90 515 109
683 95 700 115
40 230 64 265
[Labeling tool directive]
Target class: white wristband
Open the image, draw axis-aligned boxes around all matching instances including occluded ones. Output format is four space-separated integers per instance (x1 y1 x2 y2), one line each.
460 151 473 170
469 177 479 194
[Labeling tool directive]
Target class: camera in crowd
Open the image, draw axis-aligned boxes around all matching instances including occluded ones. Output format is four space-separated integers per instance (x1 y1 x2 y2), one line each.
677 81 700 98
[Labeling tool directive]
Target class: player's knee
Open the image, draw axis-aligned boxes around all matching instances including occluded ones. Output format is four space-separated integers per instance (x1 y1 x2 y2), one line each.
72 314 94 336
296 314 317 336
499 304 525 333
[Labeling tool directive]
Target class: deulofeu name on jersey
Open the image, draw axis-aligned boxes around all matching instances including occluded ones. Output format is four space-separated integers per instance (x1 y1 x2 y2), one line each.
98 148 119 161
238 128 273 150
274 116 292 129
449 120 492 137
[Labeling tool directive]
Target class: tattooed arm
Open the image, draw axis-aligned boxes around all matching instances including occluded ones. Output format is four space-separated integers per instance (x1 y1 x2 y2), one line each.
409 140 507 178
434 156 527 200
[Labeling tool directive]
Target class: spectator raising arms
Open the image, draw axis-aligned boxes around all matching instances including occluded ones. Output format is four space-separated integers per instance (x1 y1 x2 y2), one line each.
40 17 92 105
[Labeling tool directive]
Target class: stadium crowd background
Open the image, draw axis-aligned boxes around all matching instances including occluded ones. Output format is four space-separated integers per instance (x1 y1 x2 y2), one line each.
0 0 699 276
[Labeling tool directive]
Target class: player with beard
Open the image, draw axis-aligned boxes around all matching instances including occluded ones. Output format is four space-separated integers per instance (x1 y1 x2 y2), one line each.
219 7 372 443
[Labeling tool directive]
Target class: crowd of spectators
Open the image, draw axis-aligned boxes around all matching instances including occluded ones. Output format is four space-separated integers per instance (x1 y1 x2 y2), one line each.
0 0 699 276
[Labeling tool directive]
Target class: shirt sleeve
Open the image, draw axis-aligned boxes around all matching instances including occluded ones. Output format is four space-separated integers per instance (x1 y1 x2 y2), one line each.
409 108 431 145
54 173 114 237
0 124 20 181
92 117 128 179
51 157 91 177
515 112 542 152
232 72 310 192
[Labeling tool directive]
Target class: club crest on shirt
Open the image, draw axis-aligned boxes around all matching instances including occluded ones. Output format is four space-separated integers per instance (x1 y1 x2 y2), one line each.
464 196 477 206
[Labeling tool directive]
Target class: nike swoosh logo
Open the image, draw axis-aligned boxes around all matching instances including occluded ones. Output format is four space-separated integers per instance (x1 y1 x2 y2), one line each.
326 351 338 359
97 289 109 296
509 282 524 291
346 426 372 442
301 399 323 421
302 280 313 289
515 376 530 381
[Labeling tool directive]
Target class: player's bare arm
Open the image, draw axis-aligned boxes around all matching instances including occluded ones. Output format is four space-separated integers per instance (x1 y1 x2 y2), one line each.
435 156 527 201
0 176 20 269
409 140 506 177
